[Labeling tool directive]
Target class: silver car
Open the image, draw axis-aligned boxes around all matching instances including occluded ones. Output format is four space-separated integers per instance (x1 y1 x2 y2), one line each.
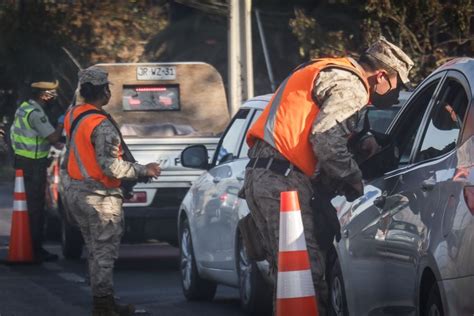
178 95 273 314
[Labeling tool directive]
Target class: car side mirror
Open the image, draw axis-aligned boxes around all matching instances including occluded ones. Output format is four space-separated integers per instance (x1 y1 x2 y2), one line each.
181 144 209 169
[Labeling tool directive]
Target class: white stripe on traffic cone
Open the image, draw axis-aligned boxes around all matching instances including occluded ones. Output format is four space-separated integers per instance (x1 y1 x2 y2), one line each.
276 190 318 316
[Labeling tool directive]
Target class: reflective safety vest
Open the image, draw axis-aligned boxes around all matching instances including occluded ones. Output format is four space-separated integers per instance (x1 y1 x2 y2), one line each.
10 101 51 159
64 104 122 188
246 58 369 176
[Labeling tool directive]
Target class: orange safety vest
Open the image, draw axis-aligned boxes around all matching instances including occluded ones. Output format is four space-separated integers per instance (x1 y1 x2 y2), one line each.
246 58 369 176
64 104 122 188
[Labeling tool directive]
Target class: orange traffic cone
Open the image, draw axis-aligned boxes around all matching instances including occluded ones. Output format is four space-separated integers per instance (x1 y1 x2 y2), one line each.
276 191 318 316
7 169 34 263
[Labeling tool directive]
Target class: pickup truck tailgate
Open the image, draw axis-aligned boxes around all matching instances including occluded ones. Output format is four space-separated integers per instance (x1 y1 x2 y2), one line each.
125 137 218 189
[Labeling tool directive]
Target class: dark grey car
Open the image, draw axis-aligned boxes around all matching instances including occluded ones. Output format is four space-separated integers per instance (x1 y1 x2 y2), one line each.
330 57 474 316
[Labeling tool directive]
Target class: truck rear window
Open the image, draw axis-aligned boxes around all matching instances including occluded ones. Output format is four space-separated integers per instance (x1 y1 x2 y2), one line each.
122 85 180 111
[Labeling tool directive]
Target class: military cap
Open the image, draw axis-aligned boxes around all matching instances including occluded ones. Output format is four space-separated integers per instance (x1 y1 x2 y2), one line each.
31 80 59 90
366 37 414 87
78 66 110 86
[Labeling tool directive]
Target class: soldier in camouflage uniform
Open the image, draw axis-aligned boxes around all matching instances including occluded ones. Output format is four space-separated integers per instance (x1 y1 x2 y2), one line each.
243 37 414 315
61 66 161 316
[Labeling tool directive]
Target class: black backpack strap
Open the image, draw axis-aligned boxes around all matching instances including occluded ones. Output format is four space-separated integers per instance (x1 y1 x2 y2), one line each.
68 108 136 164
69 109 105 136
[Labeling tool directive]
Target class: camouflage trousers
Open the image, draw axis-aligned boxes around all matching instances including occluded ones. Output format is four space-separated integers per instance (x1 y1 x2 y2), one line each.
243 168 329 316
62 181 124 297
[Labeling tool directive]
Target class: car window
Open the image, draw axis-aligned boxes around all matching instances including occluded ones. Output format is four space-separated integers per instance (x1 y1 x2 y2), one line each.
215 109 250 165
239 110 262 158
367 91 410 133
393 79 441 166
415 77 469 162
367 107 400 133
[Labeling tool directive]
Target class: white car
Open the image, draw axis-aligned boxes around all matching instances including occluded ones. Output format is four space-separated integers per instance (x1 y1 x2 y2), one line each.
177 95 272 314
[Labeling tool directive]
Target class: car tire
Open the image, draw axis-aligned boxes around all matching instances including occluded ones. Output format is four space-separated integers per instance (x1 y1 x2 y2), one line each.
423 283 443 316
61 217 84 260
328 257 349 316
237 232 272 315
180 218 217 301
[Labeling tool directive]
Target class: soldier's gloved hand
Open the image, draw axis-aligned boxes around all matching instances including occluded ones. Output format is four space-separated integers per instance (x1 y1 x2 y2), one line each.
344 180 364 202
145 162 161 178
358 135 381 160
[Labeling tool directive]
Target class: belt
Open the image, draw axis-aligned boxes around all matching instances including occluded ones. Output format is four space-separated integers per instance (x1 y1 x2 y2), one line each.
246 157 303 176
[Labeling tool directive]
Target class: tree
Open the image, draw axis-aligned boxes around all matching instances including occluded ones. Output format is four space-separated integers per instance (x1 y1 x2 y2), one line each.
289 0 474 83
0 1 169 111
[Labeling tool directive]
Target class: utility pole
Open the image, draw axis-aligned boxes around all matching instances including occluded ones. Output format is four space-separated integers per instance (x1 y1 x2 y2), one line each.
255 9 275 92
240 0 253 101
228 0 241 116
228 0 254 116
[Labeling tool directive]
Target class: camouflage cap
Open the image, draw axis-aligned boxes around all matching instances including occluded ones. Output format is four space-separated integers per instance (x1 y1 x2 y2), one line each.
31 80 59 90
78 66 110 86
365 37 414 87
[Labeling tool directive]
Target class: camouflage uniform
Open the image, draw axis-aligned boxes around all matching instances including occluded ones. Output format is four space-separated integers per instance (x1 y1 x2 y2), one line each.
243 64 368 315
62 112 148 297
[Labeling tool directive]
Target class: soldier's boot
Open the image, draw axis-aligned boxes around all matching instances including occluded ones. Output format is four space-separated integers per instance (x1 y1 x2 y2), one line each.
93 295 119 316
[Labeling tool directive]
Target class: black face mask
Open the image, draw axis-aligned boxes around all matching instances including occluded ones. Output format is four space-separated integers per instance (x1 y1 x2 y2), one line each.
370 74 401 109
371 88 400 109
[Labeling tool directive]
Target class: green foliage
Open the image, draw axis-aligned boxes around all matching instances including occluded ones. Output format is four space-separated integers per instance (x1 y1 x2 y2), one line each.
290 8 355 59
289 0 474 83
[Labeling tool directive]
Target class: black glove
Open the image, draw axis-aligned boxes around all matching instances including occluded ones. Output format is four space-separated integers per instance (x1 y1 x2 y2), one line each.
311 182 342 251
342 181 363 202
137 175 153 184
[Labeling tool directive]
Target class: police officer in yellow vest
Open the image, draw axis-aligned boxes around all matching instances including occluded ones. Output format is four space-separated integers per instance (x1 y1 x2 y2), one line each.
242 37 414 315
10 80 64 262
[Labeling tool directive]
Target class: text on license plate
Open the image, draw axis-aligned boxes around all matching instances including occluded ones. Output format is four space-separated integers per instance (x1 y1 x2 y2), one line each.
137 66 176 81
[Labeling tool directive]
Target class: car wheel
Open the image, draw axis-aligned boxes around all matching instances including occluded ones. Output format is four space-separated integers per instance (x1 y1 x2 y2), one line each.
423 283 443 316
329 257 348 316
237 233 272 315
61 217 84 260
180 218 217 301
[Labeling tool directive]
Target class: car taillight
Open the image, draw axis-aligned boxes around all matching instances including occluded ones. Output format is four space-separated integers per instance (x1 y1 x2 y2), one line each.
463 186 474 215
125 191 147 203
219 193 228 202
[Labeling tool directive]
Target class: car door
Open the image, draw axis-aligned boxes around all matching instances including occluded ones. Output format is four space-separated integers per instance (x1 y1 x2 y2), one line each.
339 72 446 316
215 107 264 270
193 109 252 268
373 71 471 313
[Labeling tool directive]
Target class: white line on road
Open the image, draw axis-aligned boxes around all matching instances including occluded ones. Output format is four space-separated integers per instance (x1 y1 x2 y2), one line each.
57 272 86 284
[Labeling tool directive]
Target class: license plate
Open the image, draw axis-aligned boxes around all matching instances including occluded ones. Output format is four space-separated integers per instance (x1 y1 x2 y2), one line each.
137 66 176 81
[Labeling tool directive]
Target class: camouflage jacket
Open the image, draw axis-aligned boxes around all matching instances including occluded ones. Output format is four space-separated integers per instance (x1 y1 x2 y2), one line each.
64 117 148 197
248 64 368 190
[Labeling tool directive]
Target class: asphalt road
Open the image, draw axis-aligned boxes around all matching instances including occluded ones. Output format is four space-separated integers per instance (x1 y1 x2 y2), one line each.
0 181 247 316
